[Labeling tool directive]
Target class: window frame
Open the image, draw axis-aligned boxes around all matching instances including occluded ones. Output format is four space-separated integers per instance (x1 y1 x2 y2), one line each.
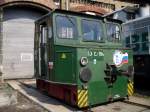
81 18 104 42
106 22 121 43
55 15 78 40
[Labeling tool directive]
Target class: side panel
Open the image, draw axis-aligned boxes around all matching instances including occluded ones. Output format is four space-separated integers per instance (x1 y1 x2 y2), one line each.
112 49 133 97
54 46 76 83
77 48 109 106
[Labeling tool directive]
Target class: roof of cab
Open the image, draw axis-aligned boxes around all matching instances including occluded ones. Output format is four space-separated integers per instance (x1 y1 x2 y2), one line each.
123 15 150 25
35 9 122 24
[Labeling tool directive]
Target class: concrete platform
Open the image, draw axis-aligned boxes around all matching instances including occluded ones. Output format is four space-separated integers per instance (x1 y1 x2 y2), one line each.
0 84 17 107
7 80 77 112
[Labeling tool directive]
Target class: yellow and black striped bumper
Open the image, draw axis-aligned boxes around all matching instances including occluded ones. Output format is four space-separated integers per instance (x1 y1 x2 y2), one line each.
77 89 89 108
127 80 134 96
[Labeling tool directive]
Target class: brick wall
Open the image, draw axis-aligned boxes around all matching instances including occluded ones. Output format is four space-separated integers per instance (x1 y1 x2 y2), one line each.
71 4 107 15
0 0 55 9
0 0 108 14
96 0 137 10
0 0 138 18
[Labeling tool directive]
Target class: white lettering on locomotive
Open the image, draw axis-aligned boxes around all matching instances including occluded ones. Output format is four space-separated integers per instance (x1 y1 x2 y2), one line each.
88 51 104 57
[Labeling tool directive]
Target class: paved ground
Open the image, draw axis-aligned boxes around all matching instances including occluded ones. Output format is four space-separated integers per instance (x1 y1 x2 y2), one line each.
0 83 47 112
92 102 150 112
7 80 77 112
7 79 150 112
0 92 46 112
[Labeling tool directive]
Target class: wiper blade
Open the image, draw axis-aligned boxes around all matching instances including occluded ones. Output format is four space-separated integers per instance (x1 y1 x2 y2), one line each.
65 15 75 26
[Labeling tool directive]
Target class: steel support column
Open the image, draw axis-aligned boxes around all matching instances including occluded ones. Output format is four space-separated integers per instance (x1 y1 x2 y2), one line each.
0 8 3 76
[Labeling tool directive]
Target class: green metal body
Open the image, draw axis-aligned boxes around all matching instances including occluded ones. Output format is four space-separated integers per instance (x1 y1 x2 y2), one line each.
34 9 133 107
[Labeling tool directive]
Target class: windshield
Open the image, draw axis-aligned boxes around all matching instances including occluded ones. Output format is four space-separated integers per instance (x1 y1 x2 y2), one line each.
56 15 78 39
106 23 121 42
81 19 103 42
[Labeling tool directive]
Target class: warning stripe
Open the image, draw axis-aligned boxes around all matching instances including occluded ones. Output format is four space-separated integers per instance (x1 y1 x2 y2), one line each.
127 80 134 96
128 85 133 96
77 89 88 108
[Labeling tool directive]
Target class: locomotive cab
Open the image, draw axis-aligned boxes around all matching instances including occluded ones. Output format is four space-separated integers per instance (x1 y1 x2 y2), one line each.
34 9 133 108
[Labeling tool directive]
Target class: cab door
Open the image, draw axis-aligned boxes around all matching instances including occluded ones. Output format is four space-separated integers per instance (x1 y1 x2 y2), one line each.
39 22 48 79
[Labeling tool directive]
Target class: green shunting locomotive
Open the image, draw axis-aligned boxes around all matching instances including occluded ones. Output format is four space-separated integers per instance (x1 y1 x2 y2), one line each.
34 9 134 108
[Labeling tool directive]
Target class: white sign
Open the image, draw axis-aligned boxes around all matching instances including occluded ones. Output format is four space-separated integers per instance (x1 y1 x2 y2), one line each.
113 50 128 67
21 53 33 62
113 50 122 66
48 62 53 69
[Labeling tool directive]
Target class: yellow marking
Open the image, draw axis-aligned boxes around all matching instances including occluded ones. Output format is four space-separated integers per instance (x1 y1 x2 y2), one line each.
129 83 133 89
84 101 88 107
61 53 66 59
78 91 86 105
77 89 88 108
128 86 133 93
80 95 88 107
127 81 134 96
78 91 87 105
78 90 85 100
78 90 81 93
129 90 133 95
128 89 132 96
128 84 133 90
78 90 82 95
128 85 133 93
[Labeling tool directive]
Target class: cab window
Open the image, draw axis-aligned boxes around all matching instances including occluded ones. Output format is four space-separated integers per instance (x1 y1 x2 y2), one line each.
81 19 103 42
106 23 121 42
56 15 78 39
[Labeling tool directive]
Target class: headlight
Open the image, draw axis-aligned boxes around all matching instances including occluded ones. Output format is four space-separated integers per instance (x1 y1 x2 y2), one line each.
80 57 88 66
80 67 92 83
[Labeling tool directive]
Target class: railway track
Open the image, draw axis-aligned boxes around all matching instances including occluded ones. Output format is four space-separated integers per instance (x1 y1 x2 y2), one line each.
122 100 150 110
